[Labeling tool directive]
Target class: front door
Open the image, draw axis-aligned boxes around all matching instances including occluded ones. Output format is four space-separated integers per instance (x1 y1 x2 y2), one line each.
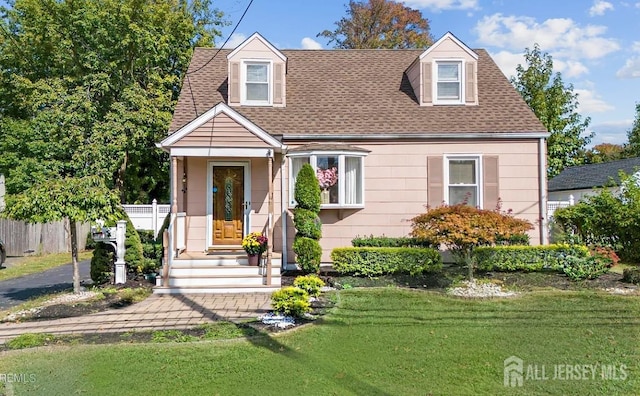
212 166 245 245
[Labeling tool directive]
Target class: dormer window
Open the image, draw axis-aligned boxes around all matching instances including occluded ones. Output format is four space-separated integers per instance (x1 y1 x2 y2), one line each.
436 62 462 102
242 61 271 105
434 60 464 104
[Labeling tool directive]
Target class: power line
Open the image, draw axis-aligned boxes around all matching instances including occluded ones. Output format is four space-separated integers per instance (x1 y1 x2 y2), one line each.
186 0 254 75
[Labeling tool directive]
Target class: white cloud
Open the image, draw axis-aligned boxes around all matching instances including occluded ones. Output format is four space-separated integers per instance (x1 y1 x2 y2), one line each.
554 60 589 78
632 41 640 52
616 57 640 78
222 33 247 49
402 0 478 11
574 88 614 113
301 37 323 50
474 14 620 60
589 0 614 16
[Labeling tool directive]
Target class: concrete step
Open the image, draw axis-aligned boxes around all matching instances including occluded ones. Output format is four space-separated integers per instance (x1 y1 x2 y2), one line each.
153 285 281 294
173 258 283 267
167 275 281 287
170 265 280 277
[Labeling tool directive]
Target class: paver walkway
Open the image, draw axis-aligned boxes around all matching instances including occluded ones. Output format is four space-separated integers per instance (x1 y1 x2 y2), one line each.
0 293 271 344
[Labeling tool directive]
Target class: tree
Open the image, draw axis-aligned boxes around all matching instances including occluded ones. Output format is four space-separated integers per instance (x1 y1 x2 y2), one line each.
318 0 433 49
585 143 626 164
510 44 592 178
0 0 225 292
0 0 226 203
624 103 640 157
4 176 120 293
410 204 533 280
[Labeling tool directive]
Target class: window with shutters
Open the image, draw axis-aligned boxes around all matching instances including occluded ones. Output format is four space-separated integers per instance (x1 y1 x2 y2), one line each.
434 61 463 104
445 155 480 207
242 61 271 105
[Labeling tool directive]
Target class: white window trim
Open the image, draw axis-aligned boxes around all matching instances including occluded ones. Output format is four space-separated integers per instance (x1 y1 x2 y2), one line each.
241 59 272 106
444 154 482 208
288 151 366 209
433 59 465 105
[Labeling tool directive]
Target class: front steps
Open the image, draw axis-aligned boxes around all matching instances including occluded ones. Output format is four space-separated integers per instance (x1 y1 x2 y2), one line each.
154 252 282 294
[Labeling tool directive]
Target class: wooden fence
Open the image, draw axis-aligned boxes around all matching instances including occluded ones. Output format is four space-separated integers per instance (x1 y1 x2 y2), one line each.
0 219 90 257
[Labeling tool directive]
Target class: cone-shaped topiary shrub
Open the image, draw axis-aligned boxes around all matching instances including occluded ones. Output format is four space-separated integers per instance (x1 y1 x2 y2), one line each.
293 164 323 273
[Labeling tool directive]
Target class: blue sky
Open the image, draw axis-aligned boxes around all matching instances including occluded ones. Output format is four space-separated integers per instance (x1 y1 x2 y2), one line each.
218 0 640 146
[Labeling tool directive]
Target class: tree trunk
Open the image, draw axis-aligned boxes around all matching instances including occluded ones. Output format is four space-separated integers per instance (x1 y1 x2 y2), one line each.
466 250 474 281
115 152 129 203
69 219 81 294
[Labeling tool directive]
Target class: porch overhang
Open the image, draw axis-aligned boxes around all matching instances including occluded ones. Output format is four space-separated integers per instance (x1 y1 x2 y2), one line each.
158 102 285 154
168 147 277 158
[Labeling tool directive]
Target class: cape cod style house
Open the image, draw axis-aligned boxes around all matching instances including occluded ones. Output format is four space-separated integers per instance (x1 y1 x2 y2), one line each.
155 32 549 294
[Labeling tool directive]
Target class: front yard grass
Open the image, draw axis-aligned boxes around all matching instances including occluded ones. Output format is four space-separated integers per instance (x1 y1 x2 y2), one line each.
1 288 638 395
0 251 93 282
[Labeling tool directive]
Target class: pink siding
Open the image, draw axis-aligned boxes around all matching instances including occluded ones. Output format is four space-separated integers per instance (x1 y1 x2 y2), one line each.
179 140 543 264
171 113 270 148
285 140 543 262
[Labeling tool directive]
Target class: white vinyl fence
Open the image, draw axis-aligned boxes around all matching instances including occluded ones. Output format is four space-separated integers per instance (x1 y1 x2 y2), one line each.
547 194 575 219
122 199 170 236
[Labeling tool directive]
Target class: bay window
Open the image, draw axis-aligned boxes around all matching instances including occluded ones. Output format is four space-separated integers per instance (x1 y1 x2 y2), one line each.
289 153 365 208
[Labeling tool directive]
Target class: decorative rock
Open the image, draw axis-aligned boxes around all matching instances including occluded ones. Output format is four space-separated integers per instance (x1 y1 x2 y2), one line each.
2 290 99 322
447 280 517 298
259 312 296 329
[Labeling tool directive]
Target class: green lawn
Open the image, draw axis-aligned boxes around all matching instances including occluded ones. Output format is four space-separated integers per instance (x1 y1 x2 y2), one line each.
0 251 93 282
1 289 638 395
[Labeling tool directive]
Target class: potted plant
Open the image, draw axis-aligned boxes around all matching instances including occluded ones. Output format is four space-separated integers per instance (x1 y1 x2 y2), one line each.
242 232 268 266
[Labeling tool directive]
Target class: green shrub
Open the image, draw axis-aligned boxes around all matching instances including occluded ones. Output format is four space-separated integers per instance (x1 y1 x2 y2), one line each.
293 236 322 274
495 233 530 246
123 217 144 273
293 164 321 213
293 275 325 297
622 267 640 284
561 255 610 281
85 231 97 250
293 208 322 239
475 245 590 272
331 247 442 277
351 235 434 248
142 242 163 271
293 163 323 274
157 213 170 240
137 230 156 244
91 242 114 284
271 286 311 317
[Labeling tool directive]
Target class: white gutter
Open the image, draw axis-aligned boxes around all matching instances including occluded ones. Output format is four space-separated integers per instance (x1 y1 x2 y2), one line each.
280 154 288 269
283 132 550 140
538 137 548 245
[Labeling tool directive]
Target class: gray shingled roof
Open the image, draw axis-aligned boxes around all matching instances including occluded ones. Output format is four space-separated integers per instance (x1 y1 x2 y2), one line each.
169 47 546 136
548 157 640 192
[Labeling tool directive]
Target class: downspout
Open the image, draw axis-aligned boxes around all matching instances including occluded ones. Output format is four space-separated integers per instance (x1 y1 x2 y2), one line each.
538 137 548 245
280 152 288 269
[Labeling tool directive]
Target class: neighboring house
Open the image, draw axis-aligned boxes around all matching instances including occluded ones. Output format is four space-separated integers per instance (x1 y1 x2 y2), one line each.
156 32 549 293
548 157 640 202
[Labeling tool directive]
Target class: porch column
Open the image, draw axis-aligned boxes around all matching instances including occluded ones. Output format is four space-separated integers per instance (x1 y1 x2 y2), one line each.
266 153 274 286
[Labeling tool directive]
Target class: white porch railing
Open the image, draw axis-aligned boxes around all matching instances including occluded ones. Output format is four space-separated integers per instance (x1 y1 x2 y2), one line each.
122 199 170 236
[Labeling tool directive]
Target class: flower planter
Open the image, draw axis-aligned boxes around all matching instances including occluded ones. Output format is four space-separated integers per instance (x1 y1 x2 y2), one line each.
247 254 260 266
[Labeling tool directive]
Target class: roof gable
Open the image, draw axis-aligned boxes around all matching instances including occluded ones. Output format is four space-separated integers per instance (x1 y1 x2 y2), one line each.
160 102 283 149
226 32 287 62
419 32 478 61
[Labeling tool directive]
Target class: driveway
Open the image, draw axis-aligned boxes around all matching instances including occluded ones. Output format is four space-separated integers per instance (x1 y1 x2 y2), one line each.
0 260 91 310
